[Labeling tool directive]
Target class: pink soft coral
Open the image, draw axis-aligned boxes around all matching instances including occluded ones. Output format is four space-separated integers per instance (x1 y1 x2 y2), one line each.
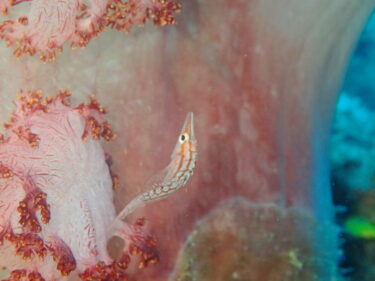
0 91 158 281
0 0 181 61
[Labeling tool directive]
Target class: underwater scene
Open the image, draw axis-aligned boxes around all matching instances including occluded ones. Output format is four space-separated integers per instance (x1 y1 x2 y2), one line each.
331 10 375 281
0 1 373 281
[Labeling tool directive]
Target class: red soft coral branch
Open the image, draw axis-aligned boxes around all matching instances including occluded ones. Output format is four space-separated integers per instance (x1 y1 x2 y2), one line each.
0 90 160 281
0 0 181 61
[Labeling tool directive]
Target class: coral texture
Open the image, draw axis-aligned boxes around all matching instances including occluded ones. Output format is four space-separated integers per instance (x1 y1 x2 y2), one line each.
0 0 181 61
170 198 341 281
0 91 157 281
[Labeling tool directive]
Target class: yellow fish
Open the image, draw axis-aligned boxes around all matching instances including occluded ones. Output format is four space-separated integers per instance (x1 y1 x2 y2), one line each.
344 216 375 239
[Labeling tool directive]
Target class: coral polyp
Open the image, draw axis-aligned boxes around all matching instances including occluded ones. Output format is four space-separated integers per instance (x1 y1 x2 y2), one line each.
0 91 158 281
0 0 181 61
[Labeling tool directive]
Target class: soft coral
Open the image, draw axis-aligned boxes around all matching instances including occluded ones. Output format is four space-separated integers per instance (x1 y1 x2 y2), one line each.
0 0 181 61
0 91 158 281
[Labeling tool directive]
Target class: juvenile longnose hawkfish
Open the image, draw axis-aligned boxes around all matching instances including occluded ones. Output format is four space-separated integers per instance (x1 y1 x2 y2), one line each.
111 112 197 228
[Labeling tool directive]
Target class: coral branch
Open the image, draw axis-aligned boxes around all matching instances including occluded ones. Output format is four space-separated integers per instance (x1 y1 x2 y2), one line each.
105 0 181 31
79 261 128 281
46 237 77 276
75 95 116 141
0 163 13 178
6 232 47 260
3 269 27 281
114 218 159 270
4 269 45 281
0 0 181 61
0 90 159 280
17 183 50 233
13 126 40 148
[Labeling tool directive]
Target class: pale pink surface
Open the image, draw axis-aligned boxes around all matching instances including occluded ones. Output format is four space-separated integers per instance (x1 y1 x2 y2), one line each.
0 0 373 281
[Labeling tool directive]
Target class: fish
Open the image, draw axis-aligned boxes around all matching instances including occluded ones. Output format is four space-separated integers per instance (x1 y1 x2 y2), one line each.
110 112 197 228
344 216 375 239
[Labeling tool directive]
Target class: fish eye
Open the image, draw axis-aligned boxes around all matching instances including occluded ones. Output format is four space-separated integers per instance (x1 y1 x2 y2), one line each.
179 133 189 143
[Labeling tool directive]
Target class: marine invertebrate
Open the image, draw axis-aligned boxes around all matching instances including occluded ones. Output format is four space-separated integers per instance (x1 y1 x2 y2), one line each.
0 90 165 280
0 0 181 61
170 198 339 281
